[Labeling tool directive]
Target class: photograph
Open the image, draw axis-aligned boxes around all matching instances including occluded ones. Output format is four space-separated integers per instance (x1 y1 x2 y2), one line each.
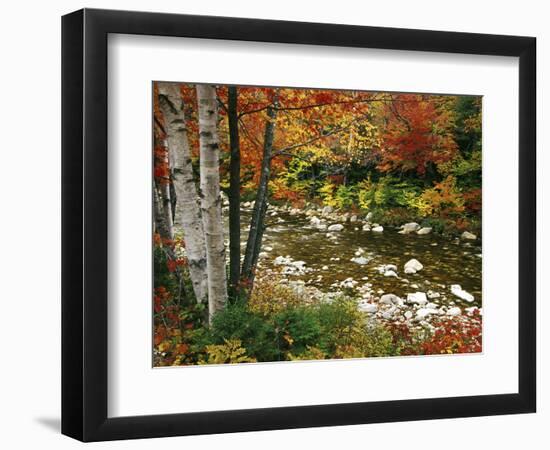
152 82 483 366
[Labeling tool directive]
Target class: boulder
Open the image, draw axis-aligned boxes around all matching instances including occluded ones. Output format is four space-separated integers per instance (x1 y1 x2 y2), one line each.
404 311 414 320
383 270 398 277
327 224 344 232
450 284 475 302
407 292 428 306
358 302 378 313
274 255 291 265
461 231 477 240
380 294 400 305
401 222 420 234
416 308 435 320
447 306 462 316
366 212 373 221
404 258 423 274
351 256 370 265
362 223 371 231
350 215 358 223
310 216 321 226
372 226 384 232
417 227 432 235
321 205 333 216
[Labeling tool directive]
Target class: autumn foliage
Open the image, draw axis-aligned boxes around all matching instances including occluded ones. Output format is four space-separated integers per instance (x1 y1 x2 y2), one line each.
152 83 482 366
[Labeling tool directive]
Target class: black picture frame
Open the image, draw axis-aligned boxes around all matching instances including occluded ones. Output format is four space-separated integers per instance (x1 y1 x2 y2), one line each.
62 8 536 442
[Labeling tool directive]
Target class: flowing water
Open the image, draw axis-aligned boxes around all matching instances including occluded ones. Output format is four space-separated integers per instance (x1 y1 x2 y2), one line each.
235 208 482 308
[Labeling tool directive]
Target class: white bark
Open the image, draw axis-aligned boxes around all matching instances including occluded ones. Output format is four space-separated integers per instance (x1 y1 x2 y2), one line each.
157 145 174 242
158 82 208 304
196 84 228 321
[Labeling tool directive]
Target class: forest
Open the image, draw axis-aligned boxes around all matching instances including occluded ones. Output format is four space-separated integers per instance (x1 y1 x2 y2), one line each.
153 83 482 366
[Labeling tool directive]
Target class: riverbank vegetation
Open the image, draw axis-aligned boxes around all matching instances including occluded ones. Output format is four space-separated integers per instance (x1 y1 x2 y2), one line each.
153 83 482 366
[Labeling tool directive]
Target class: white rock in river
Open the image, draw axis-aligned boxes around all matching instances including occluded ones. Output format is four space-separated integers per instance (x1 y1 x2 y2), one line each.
427 290 441 299
380 294 400 305
362 223 371 231
384 270 398 277
328 224 344 232
351 256 370 265
310 216 321 226
316 224 327 231
407 292 428 306
355 247 365 256
416 308 435 320
417 227 432 235
274 255 291 265
450 284 475 302
350 215 358 222
426 302 438 310
322 265 329 270
372 225 384 232
321 205 333 216
461 231 477 240
447 306 462 316
358 302 378 313
404 258 423 273
401 222 420 234
404 311 414 320
366 212 373 221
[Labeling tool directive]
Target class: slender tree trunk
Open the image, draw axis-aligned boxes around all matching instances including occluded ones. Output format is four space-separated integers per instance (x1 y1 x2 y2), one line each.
153 182 171 241
156 143 175 242
227 86 241 298
153 181 188 304
241 94 279 290
197 84 228 322
157 82 208 304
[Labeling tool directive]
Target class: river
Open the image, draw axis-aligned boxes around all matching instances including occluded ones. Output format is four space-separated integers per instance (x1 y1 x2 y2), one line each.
235 206 482 309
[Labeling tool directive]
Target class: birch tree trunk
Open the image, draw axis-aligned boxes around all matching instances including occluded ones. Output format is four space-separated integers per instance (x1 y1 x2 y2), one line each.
157 82 209 304
156 141 175 243
227 86 241 298
197 84 228 321
241 94 279 290
153 182 170 240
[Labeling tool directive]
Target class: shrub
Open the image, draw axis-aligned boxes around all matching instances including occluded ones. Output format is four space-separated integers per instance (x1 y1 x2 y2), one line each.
317 297 363 353
208 302 280 361
249 277 305 316
272 307 321 355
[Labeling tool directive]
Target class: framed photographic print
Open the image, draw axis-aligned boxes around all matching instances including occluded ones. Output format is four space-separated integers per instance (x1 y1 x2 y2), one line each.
61 8 536 442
